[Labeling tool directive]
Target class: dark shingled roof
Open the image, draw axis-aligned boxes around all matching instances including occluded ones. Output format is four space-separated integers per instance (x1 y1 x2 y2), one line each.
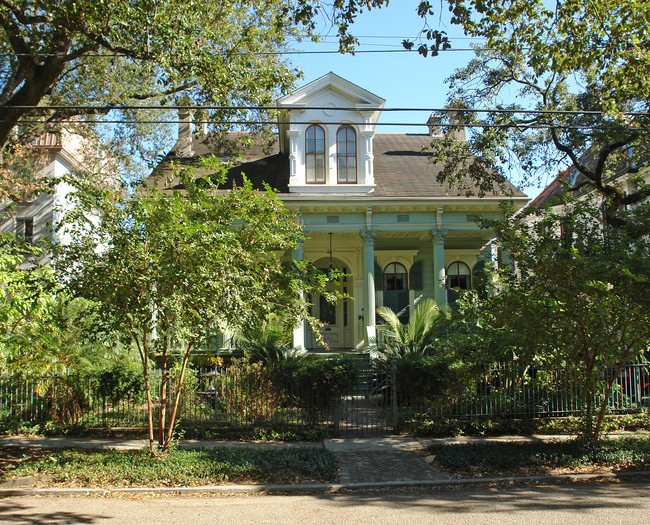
147 133 526 199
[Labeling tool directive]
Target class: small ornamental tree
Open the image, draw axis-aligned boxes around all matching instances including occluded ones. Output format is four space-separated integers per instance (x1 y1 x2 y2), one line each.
57 159 335 453
469 201 650 440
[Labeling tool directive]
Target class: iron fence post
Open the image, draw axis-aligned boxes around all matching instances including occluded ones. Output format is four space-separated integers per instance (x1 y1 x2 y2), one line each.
391 356 398 433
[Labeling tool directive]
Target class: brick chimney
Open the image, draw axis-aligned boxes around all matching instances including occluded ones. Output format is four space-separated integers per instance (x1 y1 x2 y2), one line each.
175 109 194 156
426 113 443 138
447 108 466 142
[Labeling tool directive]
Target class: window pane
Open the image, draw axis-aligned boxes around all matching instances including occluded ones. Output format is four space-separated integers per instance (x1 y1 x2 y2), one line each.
306 124 325 184
447 261 471 289
319 295 336 325
384 263 408 291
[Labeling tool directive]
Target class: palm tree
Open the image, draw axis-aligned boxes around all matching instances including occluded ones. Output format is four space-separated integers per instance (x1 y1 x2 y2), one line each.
372 298 451 358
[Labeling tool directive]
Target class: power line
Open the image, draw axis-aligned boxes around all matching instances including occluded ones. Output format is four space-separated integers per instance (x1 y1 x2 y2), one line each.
0 47 479 59
11 118 650 131
5 104 649 118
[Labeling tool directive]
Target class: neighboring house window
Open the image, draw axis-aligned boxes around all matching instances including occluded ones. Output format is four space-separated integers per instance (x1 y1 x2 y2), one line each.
305 124 326 183
447 261 471 289
16 218 34 243
383 262 409 322
336 126 357 183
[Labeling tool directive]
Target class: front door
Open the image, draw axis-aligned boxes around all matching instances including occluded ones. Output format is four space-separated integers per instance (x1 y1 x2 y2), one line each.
310 265 353 349
318 294 340 348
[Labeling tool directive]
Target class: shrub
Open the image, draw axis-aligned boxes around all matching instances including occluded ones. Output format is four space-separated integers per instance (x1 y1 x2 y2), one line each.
95 362 143 404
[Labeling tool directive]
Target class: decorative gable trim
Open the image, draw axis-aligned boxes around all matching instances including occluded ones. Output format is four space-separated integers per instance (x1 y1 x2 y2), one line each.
277 73 385 195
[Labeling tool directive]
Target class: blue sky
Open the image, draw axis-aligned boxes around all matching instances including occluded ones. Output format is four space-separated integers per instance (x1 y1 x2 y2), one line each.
286 1 543 199
288 1 477 131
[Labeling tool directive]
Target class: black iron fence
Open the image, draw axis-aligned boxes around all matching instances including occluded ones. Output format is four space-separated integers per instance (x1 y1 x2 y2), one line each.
1 360 648 435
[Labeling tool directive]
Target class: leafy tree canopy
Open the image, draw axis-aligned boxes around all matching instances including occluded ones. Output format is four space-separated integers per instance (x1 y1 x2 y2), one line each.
0 234 117 375
1 0 442 196
408 0 650 235
0 0 309 189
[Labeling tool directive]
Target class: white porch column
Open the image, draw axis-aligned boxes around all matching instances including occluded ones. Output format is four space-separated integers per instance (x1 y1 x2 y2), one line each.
292 242 306 350
431 229 448 306
360 229 377 344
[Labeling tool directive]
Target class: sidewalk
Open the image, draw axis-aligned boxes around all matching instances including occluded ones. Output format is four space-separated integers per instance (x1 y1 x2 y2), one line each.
1 434 648 496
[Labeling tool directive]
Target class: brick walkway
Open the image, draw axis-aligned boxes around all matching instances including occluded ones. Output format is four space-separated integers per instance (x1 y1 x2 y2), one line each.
334 450 453 483
323 437 454 483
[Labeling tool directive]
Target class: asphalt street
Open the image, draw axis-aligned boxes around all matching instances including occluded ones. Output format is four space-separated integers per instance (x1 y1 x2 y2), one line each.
1 480 648 525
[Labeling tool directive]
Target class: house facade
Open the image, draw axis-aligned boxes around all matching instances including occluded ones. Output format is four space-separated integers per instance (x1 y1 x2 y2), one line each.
0 130 96 250
154 73 528 351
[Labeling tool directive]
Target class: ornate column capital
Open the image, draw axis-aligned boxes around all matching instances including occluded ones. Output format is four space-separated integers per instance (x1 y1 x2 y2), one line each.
430 228 448 244
359 229 377 246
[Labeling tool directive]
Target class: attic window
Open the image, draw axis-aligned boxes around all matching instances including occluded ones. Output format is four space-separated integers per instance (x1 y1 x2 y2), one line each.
397 214 409 223
306 124 325 183
336 126 357 183
326 215 339 224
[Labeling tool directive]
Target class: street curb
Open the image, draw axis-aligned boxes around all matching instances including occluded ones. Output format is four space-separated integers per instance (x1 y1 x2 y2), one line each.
2 471 649 498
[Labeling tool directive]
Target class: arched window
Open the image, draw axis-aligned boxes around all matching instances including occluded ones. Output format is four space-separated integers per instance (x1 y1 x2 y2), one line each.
336 126 357 183
447 261 471 289
305 124 325 183
383 262 409 322
384 262 408 290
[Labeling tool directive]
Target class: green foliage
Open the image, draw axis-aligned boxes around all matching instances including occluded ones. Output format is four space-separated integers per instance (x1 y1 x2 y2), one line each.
408 414 650 438
269 354 358 406
460 202 650 439
0 234 118 376
232 313 303 364
176 426 331 442
0 0 310 183
427 436 650 474
95 362 143 405
56 163 343 451
373 298 452 357
4 447 338 486
410 0 650 235
392 352 458 403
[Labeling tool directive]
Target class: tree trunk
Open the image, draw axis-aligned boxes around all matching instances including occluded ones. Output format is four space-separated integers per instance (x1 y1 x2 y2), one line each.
139 339 156 455
162 339 195 451
158 346 168 448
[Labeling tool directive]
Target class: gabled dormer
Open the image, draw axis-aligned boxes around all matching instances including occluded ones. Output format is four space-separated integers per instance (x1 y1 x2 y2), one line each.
277 72 385 194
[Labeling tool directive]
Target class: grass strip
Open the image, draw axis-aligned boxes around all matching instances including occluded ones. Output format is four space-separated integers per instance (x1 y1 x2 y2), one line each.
3 446 338 488
428 436 650 477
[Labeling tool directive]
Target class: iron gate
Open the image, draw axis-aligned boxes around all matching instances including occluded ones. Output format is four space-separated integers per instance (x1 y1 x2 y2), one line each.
333 355 398 436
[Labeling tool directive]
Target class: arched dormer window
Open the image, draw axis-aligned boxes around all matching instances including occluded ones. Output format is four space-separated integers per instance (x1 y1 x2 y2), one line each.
447 261 471 289
305 124 325 183
336 126 357 183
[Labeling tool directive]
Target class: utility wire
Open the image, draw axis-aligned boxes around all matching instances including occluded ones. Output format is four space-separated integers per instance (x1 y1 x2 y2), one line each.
5 104 649 118
12 119 650 131
0 47 479 58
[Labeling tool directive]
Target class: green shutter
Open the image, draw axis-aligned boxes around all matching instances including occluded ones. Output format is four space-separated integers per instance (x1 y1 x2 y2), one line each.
409 261 423 290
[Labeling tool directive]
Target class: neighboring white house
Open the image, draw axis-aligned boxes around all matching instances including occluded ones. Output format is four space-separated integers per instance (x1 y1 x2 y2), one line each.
150 72 529 351
0 129 103 250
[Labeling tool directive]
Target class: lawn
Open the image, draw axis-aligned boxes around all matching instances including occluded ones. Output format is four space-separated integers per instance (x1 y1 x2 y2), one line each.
0 446 338 488
428 436 650 478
